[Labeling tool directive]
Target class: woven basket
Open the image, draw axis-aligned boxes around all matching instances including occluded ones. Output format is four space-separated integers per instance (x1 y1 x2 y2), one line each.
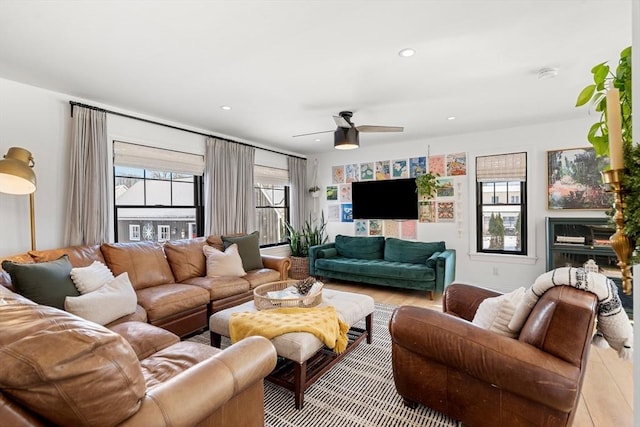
289 256 310 279
254 280 322 310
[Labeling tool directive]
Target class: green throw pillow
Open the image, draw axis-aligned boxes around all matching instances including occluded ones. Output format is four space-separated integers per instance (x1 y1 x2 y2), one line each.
2 255 80 309
222 231 264 271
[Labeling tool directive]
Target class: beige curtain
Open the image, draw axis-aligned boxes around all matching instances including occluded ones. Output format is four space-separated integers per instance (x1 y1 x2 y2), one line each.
65 107 109 246
204 137 255 235
287 156 307 230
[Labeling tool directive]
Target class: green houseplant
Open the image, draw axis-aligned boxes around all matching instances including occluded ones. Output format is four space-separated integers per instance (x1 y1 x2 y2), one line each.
415 172 439 200
285 212 328 279
575 46 638 255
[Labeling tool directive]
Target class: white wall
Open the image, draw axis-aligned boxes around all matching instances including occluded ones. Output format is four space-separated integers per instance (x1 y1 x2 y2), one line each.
309 117 609 293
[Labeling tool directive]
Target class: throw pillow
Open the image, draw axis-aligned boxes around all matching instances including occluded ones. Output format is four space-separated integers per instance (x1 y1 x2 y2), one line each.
221 231 263 271
64 272 137 325
1 255 80 309
203 244 247 277
472 287 525 338
425 251 442 268
70 261 115 294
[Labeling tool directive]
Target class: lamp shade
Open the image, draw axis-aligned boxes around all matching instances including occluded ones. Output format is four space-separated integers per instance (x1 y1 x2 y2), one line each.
334 128 359 150
0 147 36 195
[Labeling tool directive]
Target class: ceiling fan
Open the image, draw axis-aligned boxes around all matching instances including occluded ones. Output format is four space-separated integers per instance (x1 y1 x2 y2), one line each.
293 111 404 150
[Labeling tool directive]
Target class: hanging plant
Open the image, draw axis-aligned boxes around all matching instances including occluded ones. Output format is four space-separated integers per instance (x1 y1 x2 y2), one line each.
415 172 439 200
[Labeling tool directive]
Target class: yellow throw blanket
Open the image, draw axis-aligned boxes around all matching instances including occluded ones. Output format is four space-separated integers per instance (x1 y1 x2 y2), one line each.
229 306 350 354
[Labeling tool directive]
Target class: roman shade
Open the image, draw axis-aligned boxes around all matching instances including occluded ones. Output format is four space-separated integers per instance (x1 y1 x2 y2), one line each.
113 141 205 176
476 152 527 182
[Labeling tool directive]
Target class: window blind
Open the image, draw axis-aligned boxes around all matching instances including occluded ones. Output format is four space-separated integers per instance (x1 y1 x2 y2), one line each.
113 141 205 176
476 152 527 182
254 165 289 186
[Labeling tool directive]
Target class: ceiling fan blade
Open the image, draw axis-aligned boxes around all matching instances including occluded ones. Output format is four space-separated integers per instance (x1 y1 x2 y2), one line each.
356 125 404 133
292 129 334 138
333 115 352 128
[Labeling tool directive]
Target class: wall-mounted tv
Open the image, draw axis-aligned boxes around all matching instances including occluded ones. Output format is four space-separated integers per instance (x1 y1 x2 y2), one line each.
351 178 418 220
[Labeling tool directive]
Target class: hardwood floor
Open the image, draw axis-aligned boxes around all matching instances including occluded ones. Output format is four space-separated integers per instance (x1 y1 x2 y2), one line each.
324 281 633 427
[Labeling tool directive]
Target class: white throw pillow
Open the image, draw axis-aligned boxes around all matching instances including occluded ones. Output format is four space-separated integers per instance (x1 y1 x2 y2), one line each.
203 244 247 277
472 287 525 338
64 272 137 325
70 261 115 294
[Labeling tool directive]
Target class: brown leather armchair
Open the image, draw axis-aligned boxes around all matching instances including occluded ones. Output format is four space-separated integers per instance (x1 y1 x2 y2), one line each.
389 283 598 427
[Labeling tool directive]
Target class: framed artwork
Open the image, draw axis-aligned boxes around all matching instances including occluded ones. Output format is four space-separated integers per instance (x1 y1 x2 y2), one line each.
360 162 374 180
392 159 408 178
345 164 359 183
326 186 338 200
547 147 612 210
340 204 353 222
332 165 345 184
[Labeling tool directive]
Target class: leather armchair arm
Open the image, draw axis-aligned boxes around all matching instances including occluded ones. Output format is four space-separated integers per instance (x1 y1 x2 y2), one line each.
120 336 277 427
261 255 291 280
443 282 501 321
389 305 581 413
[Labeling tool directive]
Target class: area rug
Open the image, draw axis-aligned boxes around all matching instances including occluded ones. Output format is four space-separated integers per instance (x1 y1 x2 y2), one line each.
189 303 457 427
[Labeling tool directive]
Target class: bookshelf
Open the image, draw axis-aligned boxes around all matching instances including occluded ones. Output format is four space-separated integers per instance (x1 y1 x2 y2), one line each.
545 217 633 316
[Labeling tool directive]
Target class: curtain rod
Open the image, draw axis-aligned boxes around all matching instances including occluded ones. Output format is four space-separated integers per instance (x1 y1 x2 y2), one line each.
69 101 305 160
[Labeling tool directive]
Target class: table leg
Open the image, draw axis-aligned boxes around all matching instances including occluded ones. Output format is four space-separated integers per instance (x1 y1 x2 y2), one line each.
210 331 221 348
294 361 307 410
366 313 373 344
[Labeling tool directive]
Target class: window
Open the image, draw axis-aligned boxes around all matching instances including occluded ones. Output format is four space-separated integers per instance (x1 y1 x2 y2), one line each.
476 152 527 255
255 164 290 247
113 141 204 243
129 224 140 241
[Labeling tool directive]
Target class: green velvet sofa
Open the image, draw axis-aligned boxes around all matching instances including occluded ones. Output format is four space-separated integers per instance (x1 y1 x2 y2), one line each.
309 235 456 299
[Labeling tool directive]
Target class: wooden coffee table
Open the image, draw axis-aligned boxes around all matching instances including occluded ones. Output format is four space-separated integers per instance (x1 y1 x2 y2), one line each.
209 288 375 409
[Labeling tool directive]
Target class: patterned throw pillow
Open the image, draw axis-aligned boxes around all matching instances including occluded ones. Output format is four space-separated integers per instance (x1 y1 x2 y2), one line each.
70 261 115 294
472 287 525 338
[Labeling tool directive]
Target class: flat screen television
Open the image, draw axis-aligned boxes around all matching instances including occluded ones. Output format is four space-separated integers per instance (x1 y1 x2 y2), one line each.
351 178 418 220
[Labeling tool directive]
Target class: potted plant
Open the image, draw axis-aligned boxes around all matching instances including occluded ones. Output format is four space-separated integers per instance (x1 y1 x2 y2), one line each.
309 185 321 198
575 46 638 257
415 172 439 200
285 212 328 279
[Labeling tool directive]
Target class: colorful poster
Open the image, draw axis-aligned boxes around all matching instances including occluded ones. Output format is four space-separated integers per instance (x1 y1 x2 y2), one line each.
384 220 400 238
355 220 368 236
419 201 436 223
392 159 408 178
437 202 455 222
409 156 427 177
375 161 390 180
332 165 345 184
369 219 382 235
446 152 467 176
339 184 352 202
436 178 454 198
326 186 338 200
428 155 446 176
340 204 353 222
345 164 359 183
360 162 374 180
401 220 417 239
327 205 340 221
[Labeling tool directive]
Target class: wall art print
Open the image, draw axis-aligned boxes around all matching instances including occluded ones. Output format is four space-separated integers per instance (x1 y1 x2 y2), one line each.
437 202 455 222
436 177 454 198
341 203 353 222
332 165 345 184
409 156 427 177
326 185 338 200
345 164 359 183
401 220 417 239
355 220 368 236
428 155 446 176
383 220 400 238
360 162 374 180
547 147 612 210
369 219 382 236
392 159 409 178
446 152 467 176
375 161 390 180
327 205 340 222
419 201 436 223
339 183 352 202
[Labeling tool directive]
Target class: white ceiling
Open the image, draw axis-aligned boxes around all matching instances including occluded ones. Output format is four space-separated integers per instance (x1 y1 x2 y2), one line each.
0 0 632 156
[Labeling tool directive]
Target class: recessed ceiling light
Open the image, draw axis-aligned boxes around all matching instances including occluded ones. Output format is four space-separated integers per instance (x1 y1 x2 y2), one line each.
537 67 559 80
314 138 321 142
398 48 415 57
220 105 232 111
447 116 456 121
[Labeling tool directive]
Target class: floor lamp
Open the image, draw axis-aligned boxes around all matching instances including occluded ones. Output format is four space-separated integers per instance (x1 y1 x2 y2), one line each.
0 147 37 250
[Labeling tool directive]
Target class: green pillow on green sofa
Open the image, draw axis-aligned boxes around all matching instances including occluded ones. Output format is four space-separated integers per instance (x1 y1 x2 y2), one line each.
384 238 446 264
2 255 80 309
334 235 385 259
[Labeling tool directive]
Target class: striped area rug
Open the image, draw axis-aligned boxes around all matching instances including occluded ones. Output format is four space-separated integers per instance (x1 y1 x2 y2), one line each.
189 303 457 427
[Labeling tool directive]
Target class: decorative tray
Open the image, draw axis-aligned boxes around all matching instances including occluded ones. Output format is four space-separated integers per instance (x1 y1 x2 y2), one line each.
253 279 323 310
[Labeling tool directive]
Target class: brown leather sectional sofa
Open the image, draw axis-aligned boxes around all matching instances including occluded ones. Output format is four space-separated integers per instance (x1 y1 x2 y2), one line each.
0 235 291 338
0 285 277 426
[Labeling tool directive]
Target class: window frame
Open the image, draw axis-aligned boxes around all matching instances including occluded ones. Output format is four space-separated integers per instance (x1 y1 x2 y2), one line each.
254 183 290 248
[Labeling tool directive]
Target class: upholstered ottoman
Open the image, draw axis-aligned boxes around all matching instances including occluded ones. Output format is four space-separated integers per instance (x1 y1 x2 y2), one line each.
209 288 375 409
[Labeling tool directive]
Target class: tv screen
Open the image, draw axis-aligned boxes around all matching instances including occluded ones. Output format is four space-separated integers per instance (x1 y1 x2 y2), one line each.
352 178 418 220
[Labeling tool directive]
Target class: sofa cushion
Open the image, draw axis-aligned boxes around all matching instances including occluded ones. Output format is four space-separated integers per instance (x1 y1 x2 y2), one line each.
203 244 246 277
2 255 80 309
0 296 145 427
222 231 264 271
181 275 251 301
108 321 180 360
70 260 115 294
164 237 207 282
334 235 385 260
315 258 435 282
101 241 175 290
384 238 445 264
135 283 210 322
29 244 106 267
64 272 138 325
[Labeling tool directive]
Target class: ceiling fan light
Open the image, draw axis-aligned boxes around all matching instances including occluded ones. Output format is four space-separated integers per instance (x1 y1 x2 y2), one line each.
334 128 359 150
